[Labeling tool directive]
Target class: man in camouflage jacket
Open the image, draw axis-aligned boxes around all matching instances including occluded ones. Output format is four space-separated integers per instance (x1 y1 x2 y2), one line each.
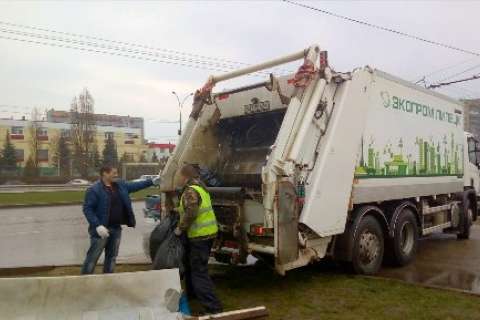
175 164 222 314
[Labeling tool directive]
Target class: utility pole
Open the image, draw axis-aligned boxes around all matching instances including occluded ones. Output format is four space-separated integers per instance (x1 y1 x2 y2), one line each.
171 91 193 136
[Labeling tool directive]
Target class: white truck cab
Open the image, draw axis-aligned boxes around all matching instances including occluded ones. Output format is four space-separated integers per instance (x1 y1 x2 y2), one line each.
464 132 480 193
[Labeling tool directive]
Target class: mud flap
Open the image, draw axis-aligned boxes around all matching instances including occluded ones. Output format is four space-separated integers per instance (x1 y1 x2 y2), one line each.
0 269 181 320
276 181 299 266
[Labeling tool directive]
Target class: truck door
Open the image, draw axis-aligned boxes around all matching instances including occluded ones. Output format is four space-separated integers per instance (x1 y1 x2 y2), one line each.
467 136 480 193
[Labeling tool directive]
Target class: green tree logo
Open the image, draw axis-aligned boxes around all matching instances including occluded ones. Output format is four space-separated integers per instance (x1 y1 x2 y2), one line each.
380 91 391 108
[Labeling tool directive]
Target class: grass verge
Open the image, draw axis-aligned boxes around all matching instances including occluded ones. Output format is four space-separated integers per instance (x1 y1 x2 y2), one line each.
0 187 158 207
1 263 479 320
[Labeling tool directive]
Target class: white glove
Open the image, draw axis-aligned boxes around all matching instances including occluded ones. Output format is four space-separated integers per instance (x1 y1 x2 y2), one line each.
174 227 182 236
96 225 110 239
152 176 161 186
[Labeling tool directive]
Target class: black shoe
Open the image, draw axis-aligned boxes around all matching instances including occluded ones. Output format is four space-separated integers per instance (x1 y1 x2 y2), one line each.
187 293 197 300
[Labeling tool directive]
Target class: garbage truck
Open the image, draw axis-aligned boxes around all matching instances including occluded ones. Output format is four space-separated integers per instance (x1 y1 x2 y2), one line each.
157 45 480 275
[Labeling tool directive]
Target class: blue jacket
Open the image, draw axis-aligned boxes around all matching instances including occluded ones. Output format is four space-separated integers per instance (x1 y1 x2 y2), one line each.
83 179 153 237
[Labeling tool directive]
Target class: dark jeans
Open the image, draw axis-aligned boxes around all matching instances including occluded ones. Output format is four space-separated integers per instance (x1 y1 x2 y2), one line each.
81 227 122 274
184 238 223 313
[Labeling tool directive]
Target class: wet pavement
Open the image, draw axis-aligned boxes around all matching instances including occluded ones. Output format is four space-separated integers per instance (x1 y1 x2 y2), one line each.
3 202 480 294
379 222 480 294
0 202 155 269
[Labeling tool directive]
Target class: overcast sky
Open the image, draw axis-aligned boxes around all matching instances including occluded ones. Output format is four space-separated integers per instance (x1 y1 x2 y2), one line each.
1 1 479 142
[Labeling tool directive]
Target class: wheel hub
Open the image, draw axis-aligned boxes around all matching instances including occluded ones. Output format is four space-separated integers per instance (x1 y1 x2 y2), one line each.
359 231 380 265
400 222 414 255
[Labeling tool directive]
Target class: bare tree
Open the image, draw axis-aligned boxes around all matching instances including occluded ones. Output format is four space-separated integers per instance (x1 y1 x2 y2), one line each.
71 88 96 178
138 151 147 163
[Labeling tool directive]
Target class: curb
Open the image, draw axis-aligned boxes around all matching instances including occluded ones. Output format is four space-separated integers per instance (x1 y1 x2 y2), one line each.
0 201 84 209
0 263 152 278
0 199 144 210
365 275 480 298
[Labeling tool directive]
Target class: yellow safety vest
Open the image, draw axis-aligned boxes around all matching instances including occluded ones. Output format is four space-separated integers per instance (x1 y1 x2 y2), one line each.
178 185 218 238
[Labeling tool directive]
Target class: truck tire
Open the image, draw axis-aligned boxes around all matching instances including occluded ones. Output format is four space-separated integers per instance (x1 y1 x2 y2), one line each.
458 199 473 240
352 215 384 275
388 208 418 266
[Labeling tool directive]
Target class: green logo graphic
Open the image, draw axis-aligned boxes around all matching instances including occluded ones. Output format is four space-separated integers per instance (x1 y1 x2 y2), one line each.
380 91 391 108
355 133 464 178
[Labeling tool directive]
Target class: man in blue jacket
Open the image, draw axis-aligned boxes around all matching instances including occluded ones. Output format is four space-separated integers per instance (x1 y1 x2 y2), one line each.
81 164 158 274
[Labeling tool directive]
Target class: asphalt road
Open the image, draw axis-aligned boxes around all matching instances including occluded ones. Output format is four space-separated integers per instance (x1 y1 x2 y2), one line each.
2 202 480 294
379 222 480 294
0 202 155 269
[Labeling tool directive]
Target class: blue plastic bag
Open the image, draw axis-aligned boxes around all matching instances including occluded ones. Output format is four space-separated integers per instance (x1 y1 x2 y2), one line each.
178 292 191 316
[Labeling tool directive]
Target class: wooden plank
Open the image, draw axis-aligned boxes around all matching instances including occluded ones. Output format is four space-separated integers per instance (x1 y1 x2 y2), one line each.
186 306 268 320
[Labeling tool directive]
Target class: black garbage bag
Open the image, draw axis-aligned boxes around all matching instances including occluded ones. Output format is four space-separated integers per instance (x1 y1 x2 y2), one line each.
197 165 222 187
152 231 185 275
149 214 177 261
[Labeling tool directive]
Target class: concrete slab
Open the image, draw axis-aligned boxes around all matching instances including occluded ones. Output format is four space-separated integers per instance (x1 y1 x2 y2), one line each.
0 269 181 320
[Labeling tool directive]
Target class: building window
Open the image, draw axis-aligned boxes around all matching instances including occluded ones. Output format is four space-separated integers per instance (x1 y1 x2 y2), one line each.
124 153 135 162
11 126 24 134
38 127 48 136
60 129 71 138
11 126 24 139
37 127 48 141
38 149 49 162
125 132 139 139
124 140 135 145
105 132 114 139
15 149 24 162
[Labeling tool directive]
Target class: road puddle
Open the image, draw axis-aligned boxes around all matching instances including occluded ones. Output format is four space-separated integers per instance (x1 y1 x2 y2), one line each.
379 224 480 294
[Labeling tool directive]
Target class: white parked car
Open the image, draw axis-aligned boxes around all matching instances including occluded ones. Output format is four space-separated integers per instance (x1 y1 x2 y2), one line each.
132 175 159 182
66 179 90 185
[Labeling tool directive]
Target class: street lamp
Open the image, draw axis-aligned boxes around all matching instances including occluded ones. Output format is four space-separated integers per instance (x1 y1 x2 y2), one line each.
172 91 193 136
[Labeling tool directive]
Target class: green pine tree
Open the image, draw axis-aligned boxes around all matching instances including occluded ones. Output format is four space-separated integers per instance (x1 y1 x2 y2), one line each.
24 155 39 178
102 136 118 167
52 135 72 177
1 130 17 169
120 152 130 166
91 144 102 171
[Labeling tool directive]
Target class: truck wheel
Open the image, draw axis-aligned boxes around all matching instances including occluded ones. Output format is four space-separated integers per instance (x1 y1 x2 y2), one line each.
458 199 473 240
389 209 418 266
352 215 384 275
